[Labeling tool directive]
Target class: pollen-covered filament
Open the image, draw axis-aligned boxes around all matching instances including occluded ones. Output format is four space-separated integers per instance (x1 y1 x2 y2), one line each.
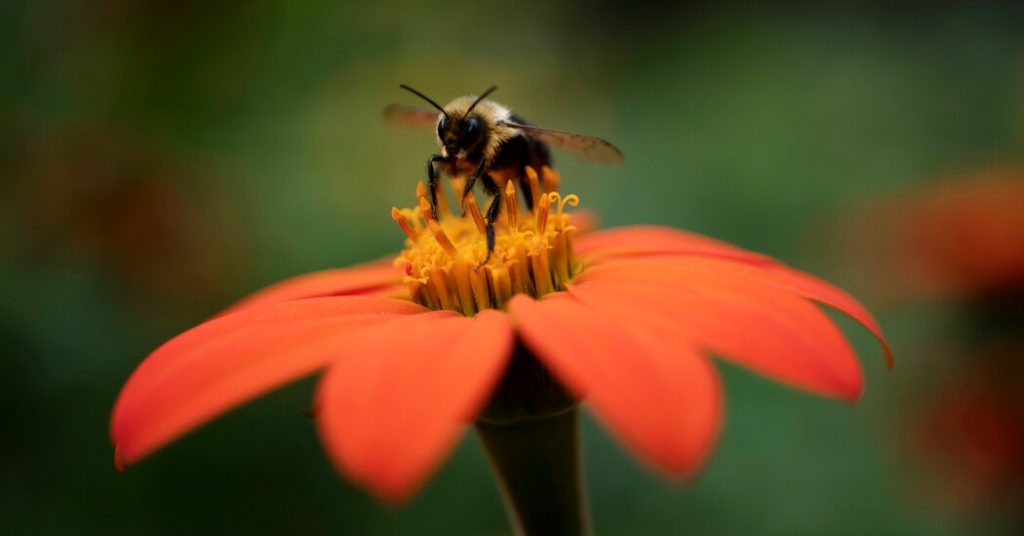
392 167 579 314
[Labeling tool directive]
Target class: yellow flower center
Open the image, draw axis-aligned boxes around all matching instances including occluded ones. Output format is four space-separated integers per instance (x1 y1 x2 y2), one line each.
391 166 580 315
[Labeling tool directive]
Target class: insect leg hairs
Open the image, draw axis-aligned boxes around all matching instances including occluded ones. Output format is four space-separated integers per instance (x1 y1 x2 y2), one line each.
461 159 488 214
479 174 502 268
426 155 445 217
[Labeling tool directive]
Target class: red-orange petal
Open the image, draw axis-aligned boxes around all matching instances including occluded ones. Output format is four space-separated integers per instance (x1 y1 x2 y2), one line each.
509 294 723 477
112 296 425 466
753 264 894 369
315 310 514 503
584 255 893 369
574 225 775 265
225 259 406 314
574 257 866 400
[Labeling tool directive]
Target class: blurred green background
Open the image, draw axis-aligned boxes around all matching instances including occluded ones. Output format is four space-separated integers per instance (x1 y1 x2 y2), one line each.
3 1 1024 534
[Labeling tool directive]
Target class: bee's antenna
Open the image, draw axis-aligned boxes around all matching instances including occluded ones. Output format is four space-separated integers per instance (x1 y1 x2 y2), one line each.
399 84 449 118
467 86 498 113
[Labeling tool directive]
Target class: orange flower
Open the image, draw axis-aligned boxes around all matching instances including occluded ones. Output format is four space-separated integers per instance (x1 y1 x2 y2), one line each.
841 170 1024 300
111 176 891 503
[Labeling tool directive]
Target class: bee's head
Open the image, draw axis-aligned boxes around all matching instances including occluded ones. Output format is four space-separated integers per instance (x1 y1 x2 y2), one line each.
399 84 497 159
437 114 485 158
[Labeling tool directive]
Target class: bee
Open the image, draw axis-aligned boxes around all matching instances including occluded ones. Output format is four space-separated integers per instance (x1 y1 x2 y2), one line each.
384 84 624 264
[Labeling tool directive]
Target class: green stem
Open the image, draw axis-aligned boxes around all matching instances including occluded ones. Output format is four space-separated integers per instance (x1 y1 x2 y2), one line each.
475 342 589 536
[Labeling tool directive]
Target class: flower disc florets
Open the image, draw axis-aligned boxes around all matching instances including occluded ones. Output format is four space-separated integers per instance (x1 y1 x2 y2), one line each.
391 167 579 314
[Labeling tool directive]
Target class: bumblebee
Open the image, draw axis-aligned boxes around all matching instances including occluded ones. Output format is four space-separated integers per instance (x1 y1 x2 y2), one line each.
384 85 624 264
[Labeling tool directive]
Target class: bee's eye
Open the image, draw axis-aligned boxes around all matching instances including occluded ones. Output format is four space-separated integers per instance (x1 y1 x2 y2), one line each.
437 117 447 138
464 118 480 139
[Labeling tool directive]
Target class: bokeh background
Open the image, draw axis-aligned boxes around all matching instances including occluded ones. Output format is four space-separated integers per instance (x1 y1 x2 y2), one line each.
3 1 1024 534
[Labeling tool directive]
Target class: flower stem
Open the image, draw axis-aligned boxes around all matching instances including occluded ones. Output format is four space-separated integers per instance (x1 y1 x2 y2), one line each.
476 342 589 536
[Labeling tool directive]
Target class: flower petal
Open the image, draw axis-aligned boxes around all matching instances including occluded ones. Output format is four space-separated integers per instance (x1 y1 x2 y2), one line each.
752 264 894 369
509 294 723 477
575 225 774 264
583 255 892 369
315 310 514 503
574 257 865 400
112 296 425 466
226 260 406 313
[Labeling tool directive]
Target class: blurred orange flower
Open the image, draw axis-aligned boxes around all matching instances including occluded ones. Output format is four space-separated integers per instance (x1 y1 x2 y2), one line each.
3 129 240 303
840 168 1024 522
111 178 891 502
843 170 1024 300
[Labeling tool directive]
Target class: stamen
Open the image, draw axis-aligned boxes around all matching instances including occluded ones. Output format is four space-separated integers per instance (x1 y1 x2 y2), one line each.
508 256 527 296
530 252 554 296
547 193 563 229
421 279 441 310
430 267 456 310
469 268 491 311
416 181 428 204
525 166 541 210
418 195 434 222
536 193 550 233
513 248 533 295
391 207 418 242
465 193 488 236
551 232 572 283
450 261 477 315
557 193 579 216
549 192 579 230
504 181 519 229
486 266 513 308
541 166 560 193
399 208 424 233
408 281 427 308
392 177 581 314
426 218 457 257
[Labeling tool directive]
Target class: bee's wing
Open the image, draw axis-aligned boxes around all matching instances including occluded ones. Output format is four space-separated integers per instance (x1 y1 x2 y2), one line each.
500 121 625 165
383 105 441 129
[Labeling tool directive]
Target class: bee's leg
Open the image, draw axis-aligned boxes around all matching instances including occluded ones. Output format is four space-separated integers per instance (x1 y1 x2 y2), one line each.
478 174 501 269
460 159 488 215
426 155 446 218
517 167 535 211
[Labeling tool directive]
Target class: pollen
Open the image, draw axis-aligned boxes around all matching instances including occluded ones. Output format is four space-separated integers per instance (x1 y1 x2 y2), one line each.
392 168 580 314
